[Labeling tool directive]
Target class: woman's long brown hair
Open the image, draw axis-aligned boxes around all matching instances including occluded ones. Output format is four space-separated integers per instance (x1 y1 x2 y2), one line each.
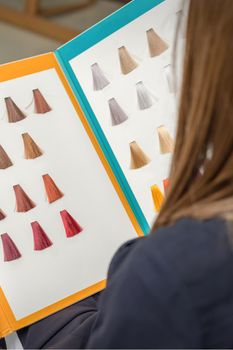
153 0 233 230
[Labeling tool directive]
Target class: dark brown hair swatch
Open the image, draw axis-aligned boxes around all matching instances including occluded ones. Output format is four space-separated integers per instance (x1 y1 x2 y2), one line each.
0 145 13 169
42 174 64 203
4 97 26 123
22 133 43 159
129 141 151 169
33 89 52 114
13 184 36 212
0 209 6 221
146 28 168 57
118 46 138 75
1 233 21 262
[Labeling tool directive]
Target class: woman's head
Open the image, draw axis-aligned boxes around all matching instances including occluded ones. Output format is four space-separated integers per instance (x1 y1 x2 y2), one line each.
154 0 233 229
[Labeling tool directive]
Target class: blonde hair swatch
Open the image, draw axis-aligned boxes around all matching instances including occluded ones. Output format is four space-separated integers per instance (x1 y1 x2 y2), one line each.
22 133 43 159
0 145 13 169
129 141 151 169
108 98 128 126
91 63 110 91
118 46 138 75
146 28 168 57
33 89 52 114
157 125 174 154
136 81 155 110
4 97 26 123
151 185 164 212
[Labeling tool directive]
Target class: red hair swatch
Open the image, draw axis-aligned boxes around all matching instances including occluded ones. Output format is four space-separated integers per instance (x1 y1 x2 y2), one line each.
163 178 169 194
31 221 53 251
60 210 83 238
0 209 6 221
33 89 52 114
42 174 63 203
13 184 36 212
1 233 21 262
4 97 26 123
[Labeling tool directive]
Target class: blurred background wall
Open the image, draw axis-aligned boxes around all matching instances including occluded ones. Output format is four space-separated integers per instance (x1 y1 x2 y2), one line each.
0 0 126 64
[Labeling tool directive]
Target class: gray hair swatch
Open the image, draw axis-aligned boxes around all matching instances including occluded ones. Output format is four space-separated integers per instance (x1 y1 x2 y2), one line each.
164 64 176 94
91 63 110 91
136 81 156 110
118 46 138 75
146 28 168 57
108 98 128 126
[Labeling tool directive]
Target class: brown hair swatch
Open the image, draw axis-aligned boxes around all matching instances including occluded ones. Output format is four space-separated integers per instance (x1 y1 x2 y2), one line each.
13 184 36 212
42 174 64 203
157 126 174 154
146 28 168 57
118 46 138 75
4 97 26 123
22 133 43 159
0 209 6 221
0 145 13 169
33 89 52 114
129 141 151 169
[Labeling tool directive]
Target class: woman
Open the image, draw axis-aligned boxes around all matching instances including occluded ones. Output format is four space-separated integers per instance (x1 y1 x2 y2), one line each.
18 0 233 348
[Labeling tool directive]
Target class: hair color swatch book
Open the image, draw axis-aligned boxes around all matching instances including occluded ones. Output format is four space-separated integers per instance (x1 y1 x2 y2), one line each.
0 0 184 337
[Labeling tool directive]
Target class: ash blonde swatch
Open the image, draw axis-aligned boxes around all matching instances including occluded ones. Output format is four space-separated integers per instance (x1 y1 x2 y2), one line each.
146 28 168 57
129 141 151 169
118 46 138 75
157 125 174 154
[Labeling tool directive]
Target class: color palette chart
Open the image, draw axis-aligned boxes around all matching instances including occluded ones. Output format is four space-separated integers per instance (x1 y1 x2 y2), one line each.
68 0 186 226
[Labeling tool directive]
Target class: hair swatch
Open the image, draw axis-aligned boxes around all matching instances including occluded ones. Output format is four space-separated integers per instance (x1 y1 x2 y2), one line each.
42 174 63 203
0 145 13 169
4 97 26 123
0 210 6 221
118 46 138 75
136 81 155 110
31 221 53 251
13 184 36 212
163 178 169 194
1 233 21 262
130 141 151 169
151 185 164 212
91 63 110 91
22 133 43 160
33 89 52 114
157 125 174 154
146 28 168 57
60 210 83 238
108 98 128 126
164 64 175 94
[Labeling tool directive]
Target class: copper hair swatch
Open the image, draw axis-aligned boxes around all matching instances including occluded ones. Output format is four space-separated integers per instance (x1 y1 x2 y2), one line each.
22 133 43 159
33 89 52 114
151 185 164 212
60 210 83 238
91 63 110 91
0 209 6 221
13 184 36 212
4 97 26 123
42 174 64 203
1 233 21 262
118 46 138 75
163 178 169 194
0 145 13 169
157 125 174 154
129 141 151 169
146 28 168 57
108 98 128 126
31 221 53 251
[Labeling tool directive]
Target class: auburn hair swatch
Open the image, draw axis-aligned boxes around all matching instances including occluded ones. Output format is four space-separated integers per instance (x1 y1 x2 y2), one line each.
22 133 43 159
13 184 36 212
108 98 128 126
1 233 21 262
157 125 174 154
60 210 83 238
118 46 138 75
129 141 151 169
0 145 13 169
0 209 6 221
146 28 168 57
42 174 64 203
31 221 53 251
4 97 26 123
136 81 155 110
151 185 164 212
91 63 110 91
33 89 52 114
